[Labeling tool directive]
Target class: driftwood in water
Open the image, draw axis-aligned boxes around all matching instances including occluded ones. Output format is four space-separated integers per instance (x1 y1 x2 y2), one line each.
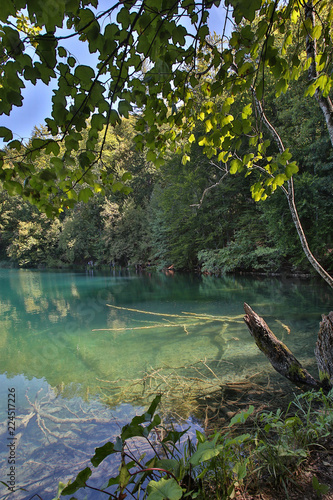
315 311 333 388
243 303 323 390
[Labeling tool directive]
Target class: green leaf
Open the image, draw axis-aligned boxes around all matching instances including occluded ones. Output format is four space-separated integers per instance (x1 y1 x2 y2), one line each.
119 463 132 489
91 442 117 467
91 113 106 131
68 56 76 67
118 100 132 118
241 103 252 119
45 140 60 156
205 119 213 132
4 180 23 196
182 154 190 165
8 139 22 151
146 150 157 162
39 169 57 182
111 181 124 193
233 461 248 481
24 65 41 85
45 118 58 136
121 172 132 182
78 187 93 203
61 467 92 496
285 162 298 178
276 78 288 97
50 157 64 169
155 459 180 477
172 25 187 46
278 149 292 165
0 126 13 142
312 476 329 495
145 394 162 419
117 7 131 29
230 158 243 174
74 65 95 83
226 433 251 446
78 151 94 168
58 46 67 57
147 477 183 500
229 405 255 426
189 433 222 465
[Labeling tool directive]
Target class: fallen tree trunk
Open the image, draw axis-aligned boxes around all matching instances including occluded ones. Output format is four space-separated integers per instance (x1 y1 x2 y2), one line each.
243 303 333 391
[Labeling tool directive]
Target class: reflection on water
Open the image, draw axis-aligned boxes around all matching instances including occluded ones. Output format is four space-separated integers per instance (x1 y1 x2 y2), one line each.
0 269 331 395
0 269 332 498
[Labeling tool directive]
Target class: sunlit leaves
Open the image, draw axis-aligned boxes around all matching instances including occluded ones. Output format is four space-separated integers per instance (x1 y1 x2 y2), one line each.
251 182 266 202
230 158 243 174
146 478 183 500
305 74 332 98
285 162 298 178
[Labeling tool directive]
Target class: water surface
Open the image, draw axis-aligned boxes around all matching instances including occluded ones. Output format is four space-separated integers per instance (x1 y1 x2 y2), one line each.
0 269 331 498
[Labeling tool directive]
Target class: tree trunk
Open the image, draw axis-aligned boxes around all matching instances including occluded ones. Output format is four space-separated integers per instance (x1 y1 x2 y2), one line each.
285 183 333 289
315 311 333 388
252 88 333 289
305 1 333 148
243 303 333 391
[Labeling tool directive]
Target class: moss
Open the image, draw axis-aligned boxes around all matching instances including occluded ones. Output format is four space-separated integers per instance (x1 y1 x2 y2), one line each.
288 362 307 382
318 369 330 382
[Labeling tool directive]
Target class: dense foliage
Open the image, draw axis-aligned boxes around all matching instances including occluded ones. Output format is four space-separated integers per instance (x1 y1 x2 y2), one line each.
1 99 332 274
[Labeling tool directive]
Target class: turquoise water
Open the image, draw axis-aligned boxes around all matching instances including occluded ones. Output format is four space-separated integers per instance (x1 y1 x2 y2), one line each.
0 269 332 499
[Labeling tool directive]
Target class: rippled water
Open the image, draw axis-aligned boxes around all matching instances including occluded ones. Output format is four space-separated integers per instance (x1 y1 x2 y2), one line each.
0 268 331 498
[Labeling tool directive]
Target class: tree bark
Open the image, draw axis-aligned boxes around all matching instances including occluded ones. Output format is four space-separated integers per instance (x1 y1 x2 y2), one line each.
243 302 324 390
315 311 333 388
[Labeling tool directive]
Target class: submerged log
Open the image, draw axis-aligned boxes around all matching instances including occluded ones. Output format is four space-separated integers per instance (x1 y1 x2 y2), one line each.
243 303 321 390
315 311 333 388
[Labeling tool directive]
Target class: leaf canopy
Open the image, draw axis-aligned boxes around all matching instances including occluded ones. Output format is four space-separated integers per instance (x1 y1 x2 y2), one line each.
0 0 332 214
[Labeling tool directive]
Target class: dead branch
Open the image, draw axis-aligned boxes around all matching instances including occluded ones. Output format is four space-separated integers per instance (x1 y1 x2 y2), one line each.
243 302 321 390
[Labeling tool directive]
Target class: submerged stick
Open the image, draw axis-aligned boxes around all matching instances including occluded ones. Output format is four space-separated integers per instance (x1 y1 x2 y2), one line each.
106 304 239 322
92 321 207 332
243 303 321 389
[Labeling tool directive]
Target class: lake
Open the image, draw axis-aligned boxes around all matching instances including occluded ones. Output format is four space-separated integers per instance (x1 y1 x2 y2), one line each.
0 268 331 499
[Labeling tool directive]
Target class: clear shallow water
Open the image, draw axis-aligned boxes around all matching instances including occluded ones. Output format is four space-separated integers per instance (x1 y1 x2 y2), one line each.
0 269 332 499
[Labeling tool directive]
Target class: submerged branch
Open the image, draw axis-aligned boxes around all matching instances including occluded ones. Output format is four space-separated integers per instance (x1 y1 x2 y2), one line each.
105 304 243 322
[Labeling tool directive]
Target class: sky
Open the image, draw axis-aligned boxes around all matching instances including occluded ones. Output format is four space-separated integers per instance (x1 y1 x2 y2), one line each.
0 4 229 144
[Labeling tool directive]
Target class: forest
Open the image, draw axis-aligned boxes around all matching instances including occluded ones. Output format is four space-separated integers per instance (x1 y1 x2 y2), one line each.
1 85 332 275
1 70 333 275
